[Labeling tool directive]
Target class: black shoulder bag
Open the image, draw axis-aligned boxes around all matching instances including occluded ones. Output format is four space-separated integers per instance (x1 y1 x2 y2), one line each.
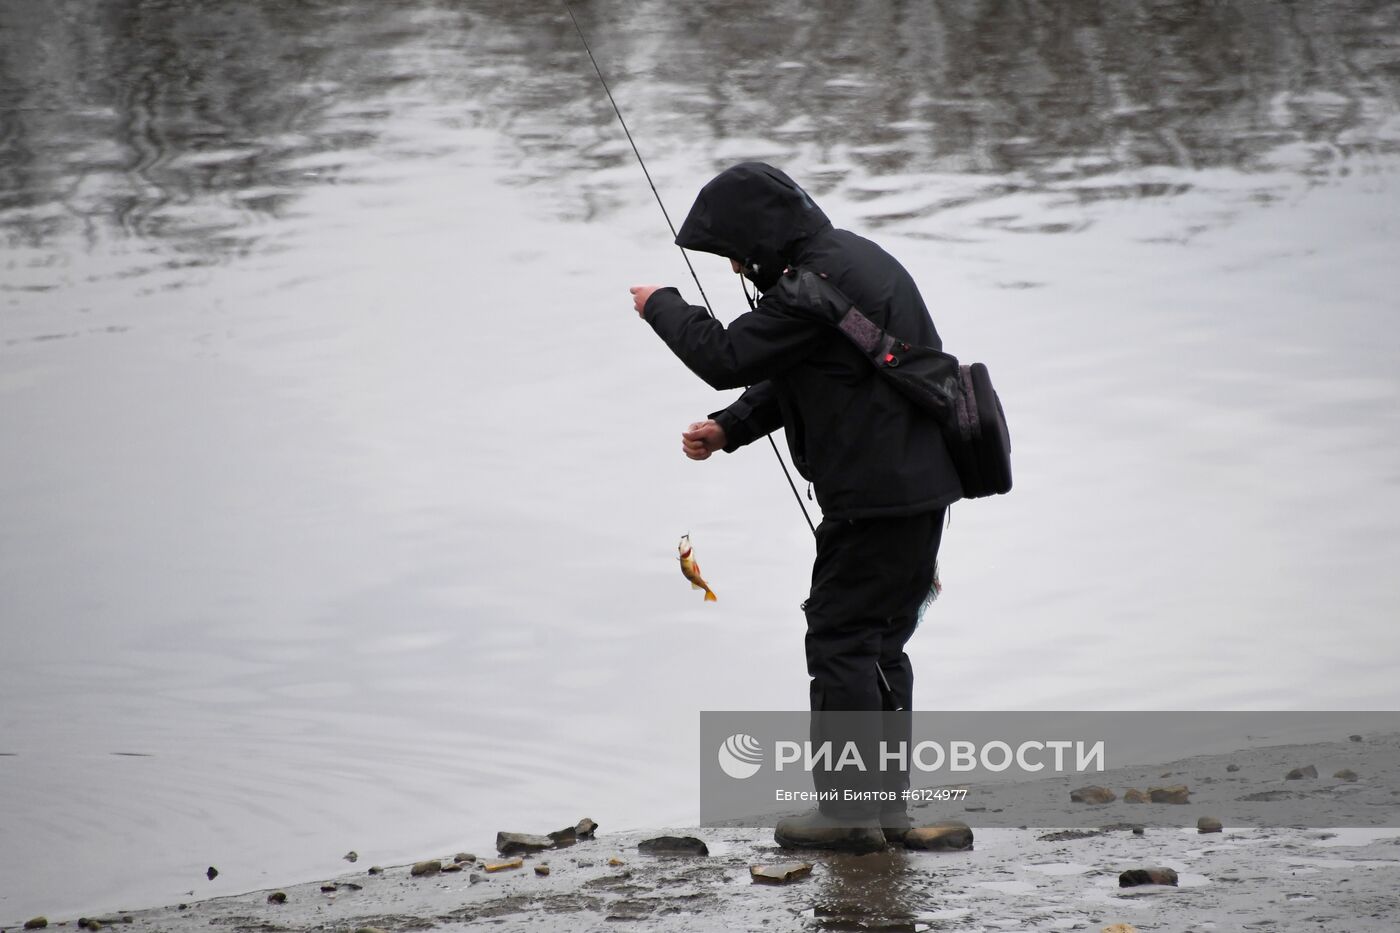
778 268 1012 499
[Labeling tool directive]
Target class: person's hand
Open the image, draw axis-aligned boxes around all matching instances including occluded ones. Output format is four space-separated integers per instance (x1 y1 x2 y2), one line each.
630 285 662 318
682 420 727 460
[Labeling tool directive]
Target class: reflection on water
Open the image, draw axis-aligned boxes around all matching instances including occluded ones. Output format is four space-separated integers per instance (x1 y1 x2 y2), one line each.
2 0 1400 923
4 0 1398 269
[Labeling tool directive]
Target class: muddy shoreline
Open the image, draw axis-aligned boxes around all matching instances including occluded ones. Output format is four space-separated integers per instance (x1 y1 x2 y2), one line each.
6 733 1399 932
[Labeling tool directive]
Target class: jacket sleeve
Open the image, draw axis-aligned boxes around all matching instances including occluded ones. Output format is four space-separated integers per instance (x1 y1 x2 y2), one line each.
710 381 781 452
643 286 828 390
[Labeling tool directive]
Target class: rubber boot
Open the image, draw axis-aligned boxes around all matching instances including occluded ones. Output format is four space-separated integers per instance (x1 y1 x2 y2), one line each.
773 809 886 854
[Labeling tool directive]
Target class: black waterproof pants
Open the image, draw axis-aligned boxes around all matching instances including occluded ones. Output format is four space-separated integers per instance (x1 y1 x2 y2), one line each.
804 508 945 818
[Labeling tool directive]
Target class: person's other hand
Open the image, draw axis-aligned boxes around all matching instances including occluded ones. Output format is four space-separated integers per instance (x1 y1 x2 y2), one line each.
682 420 726 460
630 285 661 317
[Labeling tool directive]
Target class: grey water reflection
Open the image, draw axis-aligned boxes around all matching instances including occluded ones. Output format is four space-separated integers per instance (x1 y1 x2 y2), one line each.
4 0 1399 269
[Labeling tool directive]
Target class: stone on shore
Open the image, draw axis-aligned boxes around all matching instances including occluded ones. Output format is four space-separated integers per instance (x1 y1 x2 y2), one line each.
535 864 551 876
638 835 709 856
343 850 357 863
454 852 476 863
353 927 386 933
548 826 578 846
1102 925 1138 933
1334 768 1358 781
410 859 442 877
206 866 218 881
441 863 462 873
750 862 813 884
1148 785 1190 804
1119 867 1179 887
484 857 524 872
1349 734 1363 742
1226 763 1241 772
367 866 383 875
1122 788 1147 804
1071 785 1116 804
1285 764 1317 780
25 919 48 930
576 817 599 838
266 892 287 904
904 820 974 851
497 831 556 855
1197 816 1223 834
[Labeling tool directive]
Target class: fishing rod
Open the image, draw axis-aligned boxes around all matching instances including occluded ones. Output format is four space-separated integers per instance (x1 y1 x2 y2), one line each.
565 3 816 536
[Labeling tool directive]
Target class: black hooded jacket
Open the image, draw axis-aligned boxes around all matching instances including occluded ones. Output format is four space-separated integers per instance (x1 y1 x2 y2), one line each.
644 162 962 519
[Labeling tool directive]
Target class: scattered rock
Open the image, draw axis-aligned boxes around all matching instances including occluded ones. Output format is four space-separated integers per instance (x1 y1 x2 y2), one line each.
548 826 578 847
904 820 974 851
453 852 476 863
1148 785 1190 804
1286 765 1318 780
1198 816 1223 834
750 862 814 884
484 857 524 872
1240 789 1297 801
206 866 218 881
1349 734 1363 742
469 872 483 884
1071 785 1116 804
1334 768 1358 781
410 859 442 877
638 835 709 856
576 817 599 838
367 866 384 875
23 921 46 931
266 892 287 905
535 864 551 876
441 863 462 873
353 927 386 933
608 857 625 867
1226 763 1240 772
1131 826 1145 835
497 831 556 855
77 920 100 931
1122 788 1148 804
1102 925 1138 933
320 883 337 892
340 882 363 891
343 850 358 863
1119 867 1179 887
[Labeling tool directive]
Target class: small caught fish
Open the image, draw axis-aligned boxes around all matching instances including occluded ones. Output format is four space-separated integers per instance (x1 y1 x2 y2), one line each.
678 534 717 602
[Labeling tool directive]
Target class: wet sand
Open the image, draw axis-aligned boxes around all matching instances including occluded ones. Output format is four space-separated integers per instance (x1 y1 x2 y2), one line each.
8 733 1398 932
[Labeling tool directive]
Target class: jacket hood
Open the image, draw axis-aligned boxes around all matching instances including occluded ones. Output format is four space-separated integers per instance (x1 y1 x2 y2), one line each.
675 162 831 290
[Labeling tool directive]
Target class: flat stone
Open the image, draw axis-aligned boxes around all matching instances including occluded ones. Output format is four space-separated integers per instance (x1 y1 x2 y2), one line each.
24 920 48 931
608 857 625 866
367 866 384 875
1286 765 1318 780
453 852 476 863
469 872 483 884
441 863 462 873
1197 816 1223 834
750 861 814 884
410 859 442 877
535 864 551 876
1071 785 1116 804
1119 867 1179 887
1122 788 1147 804
354 928 387 933
484 857 524 872
1148 784 1190 804
497 831 556 855
1334 768 1358 781
1226 764 1241 772
1349 734 1363 742
548 826 578 846
320 883 337 892
904 820 974 851
1102 925 1138 933
577 817 599 838
638 835 709 856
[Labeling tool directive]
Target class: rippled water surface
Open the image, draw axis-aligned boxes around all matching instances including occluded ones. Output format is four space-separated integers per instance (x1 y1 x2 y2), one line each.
3 0 1400 920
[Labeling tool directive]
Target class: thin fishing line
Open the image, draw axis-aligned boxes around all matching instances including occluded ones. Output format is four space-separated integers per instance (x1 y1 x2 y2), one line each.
566 2 816 537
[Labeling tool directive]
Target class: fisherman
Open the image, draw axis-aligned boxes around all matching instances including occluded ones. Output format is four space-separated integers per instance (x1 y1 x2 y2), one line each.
630 162 962 852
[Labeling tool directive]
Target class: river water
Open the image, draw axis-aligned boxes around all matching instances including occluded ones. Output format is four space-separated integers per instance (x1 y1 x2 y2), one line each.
3 0 1399 920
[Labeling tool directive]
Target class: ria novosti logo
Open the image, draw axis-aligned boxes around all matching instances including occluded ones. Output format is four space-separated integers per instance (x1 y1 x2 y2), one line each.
717 733 764 779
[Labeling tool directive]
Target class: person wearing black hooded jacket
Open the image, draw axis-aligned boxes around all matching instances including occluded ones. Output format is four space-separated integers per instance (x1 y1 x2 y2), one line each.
630 163 962 852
